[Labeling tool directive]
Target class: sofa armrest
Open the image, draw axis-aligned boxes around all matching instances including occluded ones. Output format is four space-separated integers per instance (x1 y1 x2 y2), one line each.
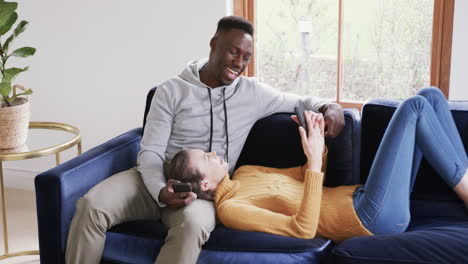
35 127 143 264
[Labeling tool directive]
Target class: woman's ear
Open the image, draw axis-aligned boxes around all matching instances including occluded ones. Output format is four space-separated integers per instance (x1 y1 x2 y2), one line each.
200 179 210 192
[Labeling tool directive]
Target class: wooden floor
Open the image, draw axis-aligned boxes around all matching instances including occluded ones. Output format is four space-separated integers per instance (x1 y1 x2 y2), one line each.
0 188 40 264
0 256 38 264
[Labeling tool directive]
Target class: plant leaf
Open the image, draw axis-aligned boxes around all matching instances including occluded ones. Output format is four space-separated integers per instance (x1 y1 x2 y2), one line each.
13 20 28 36
10 47 36 58
0 1 18 31
2 67 28 83
23 88 32 95
3 21 29 53
3 34 14 53
0 81 12 98
9 89 32 101
0 12 17 35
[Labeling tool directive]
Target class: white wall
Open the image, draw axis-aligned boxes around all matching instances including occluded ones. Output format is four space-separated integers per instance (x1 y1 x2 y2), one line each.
449 0 468 100
4 0 228 189
4 0 468 190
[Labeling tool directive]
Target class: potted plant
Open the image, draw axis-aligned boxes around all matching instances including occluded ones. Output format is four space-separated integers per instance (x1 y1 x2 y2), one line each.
0 0 36 149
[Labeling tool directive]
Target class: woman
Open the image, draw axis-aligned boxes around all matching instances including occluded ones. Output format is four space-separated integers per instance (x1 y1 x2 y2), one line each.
167 87 468 242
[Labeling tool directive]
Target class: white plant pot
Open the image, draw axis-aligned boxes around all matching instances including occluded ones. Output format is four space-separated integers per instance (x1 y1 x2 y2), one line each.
0 100 30 149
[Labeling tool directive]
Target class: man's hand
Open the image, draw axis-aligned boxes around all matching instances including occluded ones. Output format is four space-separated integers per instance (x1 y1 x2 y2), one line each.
319 103 345 138
159 179 197 209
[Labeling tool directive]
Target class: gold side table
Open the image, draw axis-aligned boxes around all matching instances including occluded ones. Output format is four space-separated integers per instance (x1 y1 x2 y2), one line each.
0 122 81 259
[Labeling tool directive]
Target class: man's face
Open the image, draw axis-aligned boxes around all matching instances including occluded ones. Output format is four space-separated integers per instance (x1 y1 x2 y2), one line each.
209 29 253 86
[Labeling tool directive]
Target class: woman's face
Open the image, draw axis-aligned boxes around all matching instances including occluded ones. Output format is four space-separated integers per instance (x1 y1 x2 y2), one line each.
186 149 229 191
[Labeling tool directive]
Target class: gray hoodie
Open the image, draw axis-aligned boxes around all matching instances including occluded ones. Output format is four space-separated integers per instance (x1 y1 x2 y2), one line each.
137 58 327 206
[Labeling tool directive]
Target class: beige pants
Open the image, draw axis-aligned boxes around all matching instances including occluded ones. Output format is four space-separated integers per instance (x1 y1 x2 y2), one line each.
65 168 216 264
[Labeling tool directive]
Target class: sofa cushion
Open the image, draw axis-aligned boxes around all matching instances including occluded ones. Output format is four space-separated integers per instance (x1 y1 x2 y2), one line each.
360 98 468 203
144 85 362 186
143 87 157 131
102 231 163 264
204 225 331 252
201 225 332 264
236 108 361 187
330 201 468 264
104 223 333 264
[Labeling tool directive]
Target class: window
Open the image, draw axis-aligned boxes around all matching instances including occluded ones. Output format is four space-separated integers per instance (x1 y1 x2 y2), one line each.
234 0 454 107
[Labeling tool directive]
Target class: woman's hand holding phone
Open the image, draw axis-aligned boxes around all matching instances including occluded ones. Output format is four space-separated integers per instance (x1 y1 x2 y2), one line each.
295 110 325 172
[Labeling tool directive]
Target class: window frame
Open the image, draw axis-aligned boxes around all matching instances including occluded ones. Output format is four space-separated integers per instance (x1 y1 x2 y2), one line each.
234 0 454 108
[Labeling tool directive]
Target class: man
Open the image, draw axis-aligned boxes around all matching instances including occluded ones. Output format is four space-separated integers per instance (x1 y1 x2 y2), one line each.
65 16 344 264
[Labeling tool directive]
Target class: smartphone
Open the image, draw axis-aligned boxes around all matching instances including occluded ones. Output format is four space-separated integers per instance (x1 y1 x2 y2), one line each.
173 182 192 193
294 105 308 134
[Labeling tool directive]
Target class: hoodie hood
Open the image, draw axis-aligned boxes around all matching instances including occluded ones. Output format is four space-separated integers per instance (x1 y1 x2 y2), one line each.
179 58 208 87
179 58 241 89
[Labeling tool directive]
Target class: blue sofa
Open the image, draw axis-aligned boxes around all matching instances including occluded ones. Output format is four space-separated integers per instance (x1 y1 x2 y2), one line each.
35 88 468 264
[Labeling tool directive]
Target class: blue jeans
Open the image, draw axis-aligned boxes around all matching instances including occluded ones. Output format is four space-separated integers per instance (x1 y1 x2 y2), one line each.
353 87 468 234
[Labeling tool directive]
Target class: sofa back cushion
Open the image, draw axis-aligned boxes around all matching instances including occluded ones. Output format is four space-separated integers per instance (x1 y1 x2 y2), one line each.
143 87 157 130
143 87 362 186
236 109 362 187
361 98 468 202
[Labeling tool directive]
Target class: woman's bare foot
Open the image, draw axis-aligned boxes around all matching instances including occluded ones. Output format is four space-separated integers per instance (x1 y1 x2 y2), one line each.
453 168 468 208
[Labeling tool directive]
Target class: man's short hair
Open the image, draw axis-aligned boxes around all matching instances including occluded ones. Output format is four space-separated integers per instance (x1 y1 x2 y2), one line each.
216 16 254 36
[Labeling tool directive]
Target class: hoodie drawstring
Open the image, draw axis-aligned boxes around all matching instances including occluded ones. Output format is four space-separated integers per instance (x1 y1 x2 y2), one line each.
207 87 229 163
208 88 214 152
222 88 229 162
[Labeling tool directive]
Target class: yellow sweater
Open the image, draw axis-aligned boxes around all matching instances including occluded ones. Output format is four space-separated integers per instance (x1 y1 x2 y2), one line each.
214 165 372 242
